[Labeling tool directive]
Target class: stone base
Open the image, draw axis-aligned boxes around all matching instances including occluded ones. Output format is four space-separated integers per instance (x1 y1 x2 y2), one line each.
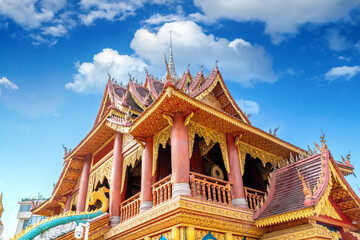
140 201 153 213
110 216 120 227
232 198 248 208
172 183 191 198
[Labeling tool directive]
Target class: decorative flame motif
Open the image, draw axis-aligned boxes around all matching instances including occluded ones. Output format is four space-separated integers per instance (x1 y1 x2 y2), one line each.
314 131 328 153
297 169 313 200
340 151 351 165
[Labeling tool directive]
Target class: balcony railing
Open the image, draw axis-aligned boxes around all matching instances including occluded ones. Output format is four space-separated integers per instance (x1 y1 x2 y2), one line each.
190 172 232 205
152 174 172 206
119 192 140 223
119 173 266 223
244 187 265 210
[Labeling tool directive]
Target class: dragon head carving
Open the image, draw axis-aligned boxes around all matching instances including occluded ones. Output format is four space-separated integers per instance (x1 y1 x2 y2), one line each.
89 187 110 213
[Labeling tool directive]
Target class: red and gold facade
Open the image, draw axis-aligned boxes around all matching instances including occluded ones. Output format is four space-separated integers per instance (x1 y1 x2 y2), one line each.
32 65 360 240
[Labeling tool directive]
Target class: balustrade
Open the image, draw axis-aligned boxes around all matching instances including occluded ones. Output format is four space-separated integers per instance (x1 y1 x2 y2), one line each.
244 187 265 210
189 172 232 205
152 174 172 206
119 173 265 223
119 192 140 223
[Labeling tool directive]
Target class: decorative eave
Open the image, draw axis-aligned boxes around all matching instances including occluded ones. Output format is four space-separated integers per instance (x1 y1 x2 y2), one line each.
328 154 360 229
192 68 250 124
144 74 163 99
128 80 150 110
130 86 301 159
255 149 360 229
176 68 192 91
94 80 112 126
337 162 354 176
189 69 204 92
34 111 117 215
254 153 330 227
105 109 131 133
64 109 115 161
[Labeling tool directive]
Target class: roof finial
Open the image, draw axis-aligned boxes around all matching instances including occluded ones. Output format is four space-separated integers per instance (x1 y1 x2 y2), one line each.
164 53 173 88
215 58 218 69
168 31 178 79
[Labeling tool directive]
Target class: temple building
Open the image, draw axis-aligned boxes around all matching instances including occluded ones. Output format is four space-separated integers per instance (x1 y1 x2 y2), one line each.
11 42 360 240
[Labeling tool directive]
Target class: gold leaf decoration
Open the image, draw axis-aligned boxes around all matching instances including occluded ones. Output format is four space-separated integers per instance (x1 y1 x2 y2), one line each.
188 121 229 173
121 147 143 193
152 126 172 176
236 141 281 176
86 157 113 209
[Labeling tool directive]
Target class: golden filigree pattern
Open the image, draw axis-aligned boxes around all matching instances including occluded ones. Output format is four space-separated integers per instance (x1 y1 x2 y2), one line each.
86 157 113 209
152 126 172 176
200 141 216 156
105 121 130 133
261 223 340 240
150 230 172 240
123 133 135 152
105 196 262 240
255 207 314 227
188 121 229 172
236 141 281 176
121 147 143 193
71 193 78 208
195 229 225 240
163 114 174 126
314 171 341 220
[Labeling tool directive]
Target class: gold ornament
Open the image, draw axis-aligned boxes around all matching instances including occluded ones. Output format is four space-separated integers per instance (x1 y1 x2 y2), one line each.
188 121 229 172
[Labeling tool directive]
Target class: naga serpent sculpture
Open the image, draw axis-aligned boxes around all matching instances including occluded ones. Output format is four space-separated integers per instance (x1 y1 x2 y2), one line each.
11 187 110 240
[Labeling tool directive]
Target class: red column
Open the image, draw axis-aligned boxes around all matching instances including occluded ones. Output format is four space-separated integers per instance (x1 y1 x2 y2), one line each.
190 139 205 174
140 136 153 212
226 133 247 208
63 194 72 213
171 112 191 197
76 155 91 212
109 132 123 226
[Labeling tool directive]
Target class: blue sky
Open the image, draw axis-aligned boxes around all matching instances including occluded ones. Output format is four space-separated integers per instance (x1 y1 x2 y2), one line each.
1 0 360 238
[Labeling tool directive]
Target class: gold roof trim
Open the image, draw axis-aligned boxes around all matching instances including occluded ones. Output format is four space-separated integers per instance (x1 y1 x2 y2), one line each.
130 87 300 154
255 207 314 227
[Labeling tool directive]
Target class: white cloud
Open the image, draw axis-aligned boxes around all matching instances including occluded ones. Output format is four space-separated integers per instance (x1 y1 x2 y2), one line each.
0 76 18 95
144 14 185 25
79 0 144 25
236 99 260 115
194 0 360 43
41 24 67 37
338 56 351 61
0 0 58 29
326 29 352 52
130 21 276 87
325 65 360 81
66 48 148 93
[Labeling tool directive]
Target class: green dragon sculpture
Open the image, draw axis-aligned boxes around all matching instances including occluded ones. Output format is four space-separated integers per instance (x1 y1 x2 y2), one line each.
11 187 109 240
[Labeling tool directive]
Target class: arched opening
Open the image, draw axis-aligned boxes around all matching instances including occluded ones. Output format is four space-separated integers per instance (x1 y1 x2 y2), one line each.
156 143 172 181
202 142 228 181
242 154 272 192
190 134 227 181
123 160 141 199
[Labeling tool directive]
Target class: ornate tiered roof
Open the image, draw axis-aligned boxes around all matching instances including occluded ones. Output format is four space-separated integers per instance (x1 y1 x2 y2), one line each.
255 147 360 230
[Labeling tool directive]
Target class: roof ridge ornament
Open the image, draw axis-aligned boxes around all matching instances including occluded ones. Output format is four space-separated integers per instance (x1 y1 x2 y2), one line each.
164 54 174 88
297 169 314 207
168 31 178 79
340 151 351 165
314 130 328 153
